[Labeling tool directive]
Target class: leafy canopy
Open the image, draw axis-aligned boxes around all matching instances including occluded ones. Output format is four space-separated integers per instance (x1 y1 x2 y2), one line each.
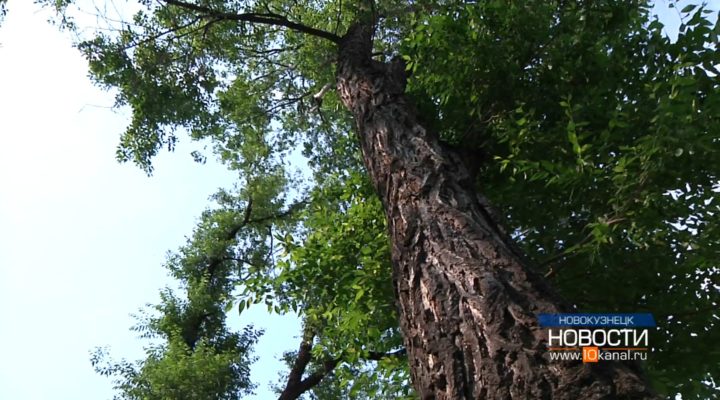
36 0 720 398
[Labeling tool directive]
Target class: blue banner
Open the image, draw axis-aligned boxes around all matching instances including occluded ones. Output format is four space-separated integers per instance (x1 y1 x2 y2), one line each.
538 313 656 328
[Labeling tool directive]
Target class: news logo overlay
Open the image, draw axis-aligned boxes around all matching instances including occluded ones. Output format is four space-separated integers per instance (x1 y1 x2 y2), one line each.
538 313 656 363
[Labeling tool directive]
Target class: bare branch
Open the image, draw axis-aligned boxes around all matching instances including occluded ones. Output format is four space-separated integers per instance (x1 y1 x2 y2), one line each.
266 92 314 114
116 16 222 52
366 348 407 360
334 0 343 35
278 328 407 400
161 0 342 43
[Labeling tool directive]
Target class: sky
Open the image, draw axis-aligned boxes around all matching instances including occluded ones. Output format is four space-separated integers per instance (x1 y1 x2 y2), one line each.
0 1 297 399
0 0 713 399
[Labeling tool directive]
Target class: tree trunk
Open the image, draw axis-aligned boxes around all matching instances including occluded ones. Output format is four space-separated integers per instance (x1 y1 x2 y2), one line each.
336 24 657 400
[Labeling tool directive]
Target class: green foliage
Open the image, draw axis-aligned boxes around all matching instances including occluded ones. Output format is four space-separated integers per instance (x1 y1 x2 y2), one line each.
92 329 260 400
277 172 399 357
36 0 720 398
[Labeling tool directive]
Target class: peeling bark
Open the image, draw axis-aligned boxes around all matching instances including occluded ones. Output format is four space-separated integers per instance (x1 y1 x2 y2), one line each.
336 24 657 400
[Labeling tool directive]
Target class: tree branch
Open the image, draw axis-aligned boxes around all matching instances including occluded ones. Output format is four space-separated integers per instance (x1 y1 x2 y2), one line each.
542 217 627 278
283 357 339 400
283 348 406 399
281 329 315 390
366 348 407 360
278 328 326 400
161 0 342 43
278 326 407 400
119 15 203 50
183 198 306 349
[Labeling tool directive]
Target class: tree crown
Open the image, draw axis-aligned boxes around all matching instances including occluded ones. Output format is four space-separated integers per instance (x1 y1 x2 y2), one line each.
36 0 720 397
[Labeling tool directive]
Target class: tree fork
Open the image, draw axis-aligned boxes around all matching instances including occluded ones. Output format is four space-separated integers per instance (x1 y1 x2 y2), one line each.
336 23 657 400
278 326 409 400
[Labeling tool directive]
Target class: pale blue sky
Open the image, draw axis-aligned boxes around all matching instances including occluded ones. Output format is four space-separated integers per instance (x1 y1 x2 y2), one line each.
0 1 297 399
0 1 711 399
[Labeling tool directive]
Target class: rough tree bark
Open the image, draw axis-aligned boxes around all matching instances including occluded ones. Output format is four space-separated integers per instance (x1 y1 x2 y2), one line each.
336 23 657 400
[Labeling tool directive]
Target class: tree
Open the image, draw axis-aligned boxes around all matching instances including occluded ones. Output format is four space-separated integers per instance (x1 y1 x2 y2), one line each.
38 0 720 398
